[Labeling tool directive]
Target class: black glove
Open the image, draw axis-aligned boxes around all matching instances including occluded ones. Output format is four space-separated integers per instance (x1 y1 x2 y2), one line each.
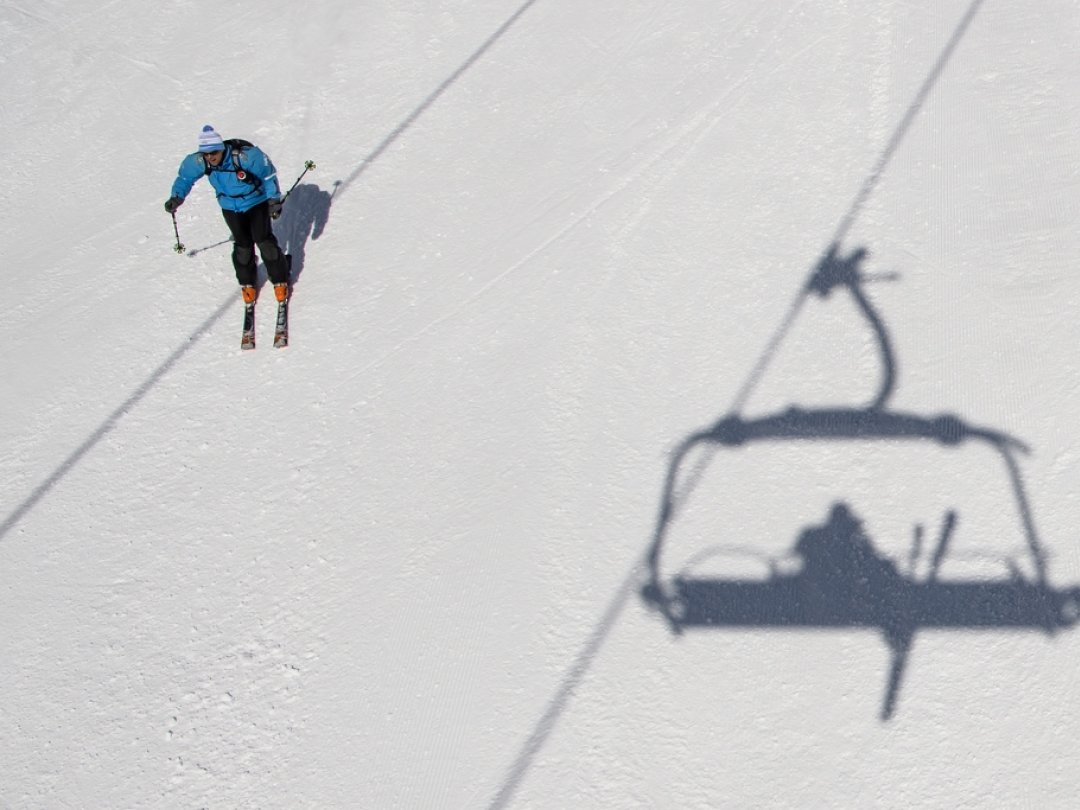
268 198 283 220
164 196 183 214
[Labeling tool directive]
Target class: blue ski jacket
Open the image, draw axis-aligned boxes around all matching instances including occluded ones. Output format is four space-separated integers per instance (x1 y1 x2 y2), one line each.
170 142 282 212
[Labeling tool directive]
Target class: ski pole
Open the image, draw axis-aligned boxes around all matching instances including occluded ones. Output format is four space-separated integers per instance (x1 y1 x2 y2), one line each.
171 211 185 254
281 160 316 204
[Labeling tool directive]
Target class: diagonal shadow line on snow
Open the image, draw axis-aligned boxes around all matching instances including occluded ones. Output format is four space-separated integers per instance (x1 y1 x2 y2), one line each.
831 0 986 249
0 294 236 544
729 0 985 417
487 1 988 800
335 0 542 197
487 561 643 810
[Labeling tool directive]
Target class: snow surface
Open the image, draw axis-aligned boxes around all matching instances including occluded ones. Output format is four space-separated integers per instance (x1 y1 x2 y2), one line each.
3 1 1080 807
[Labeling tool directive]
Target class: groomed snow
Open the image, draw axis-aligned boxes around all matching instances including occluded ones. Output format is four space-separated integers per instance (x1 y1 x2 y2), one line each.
2 1 1080 807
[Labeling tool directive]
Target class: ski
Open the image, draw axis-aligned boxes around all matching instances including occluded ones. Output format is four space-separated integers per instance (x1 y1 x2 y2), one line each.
241 303 256 350
272 254 293 349
274 299 289 348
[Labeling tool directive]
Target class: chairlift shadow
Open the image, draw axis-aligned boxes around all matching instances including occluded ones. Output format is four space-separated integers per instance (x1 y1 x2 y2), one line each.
641 244 1080 720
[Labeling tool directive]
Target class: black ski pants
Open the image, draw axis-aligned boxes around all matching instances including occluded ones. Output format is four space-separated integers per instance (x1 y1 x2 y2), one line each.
222 201 289 287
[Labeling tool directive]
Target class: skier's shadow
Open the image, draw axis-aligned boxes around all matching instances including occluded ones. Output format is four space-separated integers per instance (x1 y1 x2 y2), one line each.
274 183 333 288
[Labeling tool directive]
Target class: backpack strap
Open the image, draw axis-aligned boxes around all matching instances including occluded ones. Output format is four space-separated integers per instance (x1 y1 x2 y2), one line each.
203 139 263 192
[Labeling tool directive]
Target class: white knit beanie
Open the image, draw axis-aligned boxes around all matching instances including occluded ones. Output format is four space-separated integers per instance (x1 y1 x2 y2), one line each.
197 124 225 152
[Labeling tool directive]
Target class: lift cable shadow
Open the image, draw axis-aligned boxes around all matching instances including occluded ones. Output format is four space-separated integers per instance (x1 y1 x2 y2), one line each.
730 0 985 417
336 0 542 198
0 294 236 544
486 562 642 810
489 1 989 802
832 0 986 248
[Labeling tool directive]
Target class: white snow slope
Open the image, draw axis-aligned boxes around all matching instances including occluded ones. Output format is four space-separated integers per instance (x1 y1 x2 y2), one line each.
3 1 1080 807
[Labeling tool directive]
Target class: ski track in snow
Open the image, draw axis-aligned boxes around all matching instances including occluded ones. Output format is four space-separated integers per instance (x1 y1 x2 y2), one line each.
347 11 829 389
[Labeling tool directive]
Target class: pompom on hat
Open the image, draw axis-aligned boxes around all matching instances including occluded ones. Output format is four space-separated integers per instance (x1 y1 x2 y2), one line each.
197 124 225 153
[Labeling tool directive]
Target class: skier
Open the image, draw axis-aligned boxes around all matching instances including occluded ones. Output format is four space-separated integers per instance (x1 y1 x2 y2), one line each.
164 125 290 306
